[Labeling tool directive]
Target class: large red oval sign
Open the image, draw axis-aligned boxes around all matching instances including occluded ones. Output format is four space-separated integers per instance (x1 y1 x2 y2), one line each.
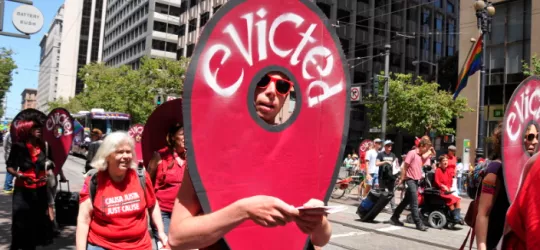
141 99 183 167
43 108 74 175
183 0 350 249
502 76 540 202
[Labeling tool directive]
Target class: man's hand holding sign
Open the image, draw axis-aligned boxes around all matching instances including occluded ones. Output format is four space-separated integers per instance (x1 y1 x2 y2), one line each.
168 0 350 249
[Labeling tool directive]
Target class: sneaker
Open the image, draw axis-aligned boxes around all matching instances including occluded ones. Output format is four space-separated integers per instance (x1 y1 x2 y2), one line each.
3 189 14 194
416 224 428 231
389 216 404 226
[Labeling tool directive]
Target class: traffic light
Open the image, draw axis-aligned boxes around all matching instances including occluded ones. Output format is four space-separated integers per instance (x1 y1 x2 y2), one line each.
155 95 164 105
372 75 380 97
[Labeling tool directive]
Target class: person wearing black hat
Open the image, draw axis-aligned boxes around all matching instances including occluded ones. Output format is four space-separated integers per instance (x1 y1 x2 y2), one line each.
377 140 397 211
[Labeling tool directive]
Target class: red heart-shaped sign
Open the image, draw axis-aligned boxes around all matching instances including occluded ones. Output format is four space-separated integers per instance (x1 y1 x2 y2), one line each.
43 108 74 175
128 124 145 163
502 75 540 202
183 0 350 249
141 99 183 167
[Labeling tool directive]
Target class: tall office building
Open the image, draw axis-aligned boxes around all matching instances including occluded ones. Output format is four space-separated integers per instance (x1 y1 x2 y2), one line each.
102 0 183 68
456 0 538 160
176 0 458 152
54 0 107 103
37 5 64 112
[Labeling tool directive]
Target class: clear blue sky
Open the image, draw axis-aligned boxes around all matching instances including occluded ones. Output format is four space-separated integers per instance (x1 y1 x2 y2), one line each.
0 0 64 119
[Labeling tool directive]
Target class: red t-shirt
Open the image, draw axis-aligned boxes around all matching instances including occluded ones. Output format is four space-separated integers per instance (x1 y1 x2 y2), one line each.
503 158 540 250
80 169 156 250
154 148 186 212
447 154 457 178
15 143 47 189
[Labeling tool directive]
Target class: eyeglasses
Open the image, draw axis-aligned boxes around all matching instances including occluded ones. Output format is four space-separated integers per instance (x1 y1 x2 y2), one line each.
257 74 293 96
526 133 538 141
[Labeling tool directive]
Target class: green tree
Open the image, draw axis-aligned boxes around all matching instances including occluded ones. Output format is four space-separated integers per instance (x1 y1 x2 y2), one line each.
523 55 540 76
47 56 189 124
0 48 17 117
365 73 473 136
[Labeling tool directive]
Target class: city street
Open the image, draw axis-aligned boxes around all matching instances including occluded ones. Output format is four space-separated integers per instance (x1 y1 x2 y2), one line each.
0 151 474 250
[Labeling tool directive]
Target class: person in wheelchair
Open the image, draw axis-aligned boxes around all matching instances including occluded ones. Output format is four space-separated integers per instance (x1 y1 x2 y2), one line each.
434 155 464 225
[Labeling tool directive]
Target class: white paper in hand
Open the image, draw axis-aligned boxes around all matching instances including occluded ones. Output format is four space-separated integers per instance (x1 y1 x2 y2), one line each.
296 205 347 214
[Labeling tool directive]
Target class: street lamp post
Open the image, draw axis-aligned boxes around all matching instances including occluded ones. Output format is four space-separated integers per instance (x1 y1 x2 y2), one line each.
412 60 439 84
474 0 495 158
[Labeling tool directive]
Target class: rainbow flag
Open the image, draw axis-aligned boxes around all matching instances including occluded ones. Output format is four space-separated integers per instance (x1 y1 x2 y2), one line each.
453 35 483 100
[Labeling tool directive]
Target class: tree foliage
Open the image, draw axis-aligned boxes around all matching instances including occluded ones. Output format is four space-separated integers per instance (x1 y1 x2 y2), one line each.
47 57 189 124
365 73 473 136
0 48 17 117
523 55 540 76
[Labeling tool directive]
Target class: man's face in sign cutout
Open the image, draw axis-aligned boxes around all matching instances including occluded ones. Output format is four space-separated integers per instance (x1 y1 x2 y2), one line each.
254 72 290 124
524 124 538 155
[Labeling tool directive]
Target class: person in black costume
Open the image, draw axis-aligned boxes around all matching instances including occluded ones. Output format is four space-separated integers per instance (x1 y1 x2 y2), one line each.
6 111 54 250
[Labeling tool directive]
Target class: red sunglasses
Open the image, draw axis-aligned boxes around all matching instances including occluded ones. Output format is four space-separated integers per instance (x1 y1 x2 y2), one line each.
257 74 293 96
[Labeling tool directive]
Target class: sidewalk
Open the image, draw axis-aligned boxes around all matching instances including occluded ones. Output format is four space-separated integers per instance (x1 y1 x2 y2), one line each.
0 151 84 250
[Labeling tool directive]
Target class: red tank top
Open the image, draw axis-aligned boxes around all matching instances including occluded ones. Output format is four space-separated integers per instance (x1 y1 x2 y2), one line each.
154 147 186 212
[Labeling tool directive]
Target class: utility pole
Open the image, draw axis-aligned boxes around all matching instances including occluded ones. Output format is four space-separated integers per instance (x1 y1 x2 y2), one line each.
381 44 391 140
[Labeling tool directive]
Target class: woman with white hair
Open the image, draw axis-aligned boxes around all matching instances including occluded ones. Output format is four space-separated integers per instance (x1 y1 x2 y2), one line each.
75 132 167 250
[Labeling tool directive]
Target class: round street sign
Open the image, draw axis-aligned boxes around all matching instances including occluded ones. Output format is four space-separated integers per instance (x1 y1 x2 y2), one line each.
12 5 44 34
351 86 360 101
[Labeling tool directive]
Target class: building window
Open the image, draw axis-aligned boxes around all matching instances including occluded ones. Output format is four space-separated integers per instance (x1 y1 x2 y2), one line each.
152 39 166 50
434 0 442 8
180 1 187 14
155 3 169 14
154 21 167 32
190 0 198 7
213 5 221 14
167 24 180 34
447 1 455 13
200 12 209 27
170 5 181 16
178 24 186 37
188 18 197 32
165 42 177 53
186 44 195 57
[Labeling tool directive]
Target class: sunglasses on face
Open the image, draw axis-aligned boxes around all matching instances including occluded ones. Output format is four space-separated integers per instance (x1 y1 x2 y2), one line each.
257 74 293 96
526 133 538 142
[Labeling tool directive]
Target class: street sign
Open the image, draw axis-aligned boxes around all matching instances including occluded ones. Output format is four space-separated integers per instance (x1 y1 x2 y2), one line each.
12 5 44 34
350 86 360 101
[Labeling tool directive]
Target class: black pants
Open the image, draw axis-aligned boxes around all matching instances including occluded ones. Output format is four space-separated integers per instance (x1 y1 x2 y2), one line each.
11 186 53 250
380 177 396 209
392 179 423 225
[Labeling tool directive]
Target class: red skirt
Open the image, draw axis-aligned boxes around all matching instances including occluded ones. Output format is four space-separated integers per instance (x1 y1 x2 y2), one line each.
440 192 460 206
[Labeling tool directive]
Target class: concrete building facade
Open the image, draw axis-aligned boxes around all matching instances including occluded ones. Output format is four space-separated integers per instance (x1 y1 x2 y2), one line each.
456 0 538 161
102 0 183 68
55 0 107 101
176 0 460 154
21 89 37 110
36 5 64 112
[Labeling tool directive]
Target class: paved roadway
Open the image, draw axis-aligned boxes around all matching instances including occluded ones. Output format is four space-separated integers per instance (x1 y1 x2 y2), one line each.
0 151 475 250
